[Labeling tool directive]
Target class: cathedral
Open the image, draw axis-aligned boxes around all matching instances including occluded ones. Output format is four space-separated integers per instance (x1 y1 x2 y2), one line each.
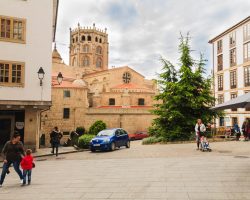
41 24 158 145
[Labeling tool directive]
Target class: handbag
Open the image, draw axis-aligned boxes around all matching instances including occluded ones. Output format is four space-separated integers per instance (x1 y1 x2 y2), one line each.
32 162 35 168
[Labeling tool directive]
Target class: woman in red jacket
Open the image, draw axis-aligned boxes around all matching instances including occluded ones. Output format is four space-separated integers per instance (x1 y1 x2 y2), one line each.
20 149 34 185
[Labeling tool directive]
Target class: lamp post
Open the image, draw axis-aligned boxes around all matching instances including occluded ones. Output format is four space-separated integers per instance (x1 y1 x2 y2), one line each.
37 67 45 86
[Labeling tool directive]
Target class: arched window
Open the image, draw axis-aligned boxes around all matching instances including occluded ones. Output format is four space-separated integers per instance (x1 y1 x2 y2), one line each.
87 35 91 41
83 44 90 53
99 38 102 43
73 48 78 54
72 57 76 66
96 58 102 68
72 38 75 43
96 46 102 54
83 57 90 67
81 35 85 41
76 36 78 42
95 37 98 42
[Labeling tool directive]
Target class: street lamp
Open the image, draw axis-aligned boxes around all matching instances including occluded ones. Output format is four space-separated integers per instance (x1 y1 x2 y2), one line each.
37 67 45 86
57 72 63 85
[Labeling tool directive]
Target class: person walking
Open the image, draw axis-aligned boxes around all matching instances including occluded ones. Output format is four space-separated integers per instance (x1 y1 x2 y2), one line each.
233 122 240 141
242 121 247 140
0 133 25 187
246 120 250 141
50 127 63 156
20 149 34 186
195 119 206 150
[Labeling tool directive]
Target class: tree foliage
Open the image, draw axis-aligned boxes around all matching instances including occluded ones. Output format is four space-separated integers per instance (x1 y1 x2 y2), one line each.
150 34 222 141
88 120 107 135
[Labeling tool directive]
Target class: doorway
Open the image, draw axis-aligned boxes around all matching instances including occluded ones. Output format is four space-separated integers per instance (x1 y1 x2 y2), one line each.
0 117 14 151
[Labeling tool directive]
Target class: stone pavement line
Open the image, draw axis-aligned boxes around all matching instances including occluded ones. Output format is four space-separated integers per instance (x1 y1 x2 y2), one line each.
1 141 250 200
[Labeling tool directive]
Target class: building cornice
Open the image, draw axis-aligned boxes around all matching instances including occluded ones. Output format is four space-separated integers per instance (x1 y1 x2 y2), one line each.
208 16 250 44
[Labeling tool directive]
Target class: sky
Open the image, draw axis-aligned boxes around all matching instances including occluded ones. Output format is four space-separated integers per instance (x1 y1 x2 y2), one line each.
55 0 250 79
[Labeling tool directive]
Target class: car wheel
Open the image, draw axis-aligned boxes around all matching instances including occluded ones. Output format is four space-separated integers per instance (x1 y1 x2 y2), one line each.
126 141 130 148
110 142 116 151
131 137 135 141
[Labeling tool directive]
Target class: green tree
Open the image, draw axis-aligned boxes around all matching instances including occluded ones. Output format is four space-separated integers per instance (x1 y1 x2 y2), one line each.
88 120 107 135
151 34 222 141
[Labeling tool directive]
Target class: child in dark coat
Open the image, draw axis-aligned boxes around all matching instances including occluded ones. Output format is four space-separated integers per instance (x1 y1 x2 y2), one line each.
20 149 34 185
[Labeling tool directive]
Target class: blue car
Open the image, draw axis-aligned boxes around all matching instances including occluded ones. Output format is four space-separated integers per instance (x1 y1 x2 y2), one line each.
90 128 130 152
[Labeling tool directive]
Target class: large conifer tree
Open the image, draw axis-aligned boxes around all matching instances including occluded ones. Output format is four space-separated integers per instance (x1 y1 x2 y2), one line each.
151 35 221 141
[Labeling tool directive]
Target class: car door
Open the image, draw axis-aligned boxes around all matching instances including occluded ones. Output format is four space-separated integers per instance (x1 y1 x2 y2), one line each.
115 129 122 147
120 129 128 146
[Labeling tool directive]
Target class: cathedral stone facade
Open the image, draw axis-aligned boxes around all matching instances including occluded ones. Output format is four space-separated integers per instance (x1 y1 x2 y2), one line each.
41 24 158 146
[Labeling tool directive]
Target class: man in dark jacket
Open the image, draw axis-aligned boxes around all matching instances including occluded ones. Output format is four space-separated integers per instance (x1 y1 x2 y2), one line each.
0 133 25 187
50 127 63 156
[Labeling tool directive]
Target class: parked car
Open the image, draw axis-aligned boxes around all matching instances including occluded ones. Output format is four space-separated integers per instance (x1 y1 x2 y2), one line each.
89 128 130 152
129 131 149 141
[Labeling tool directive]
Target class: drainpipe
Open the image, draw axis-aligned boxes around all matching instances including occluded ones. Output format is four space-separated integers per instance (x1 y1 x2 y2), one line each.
212 42 216 139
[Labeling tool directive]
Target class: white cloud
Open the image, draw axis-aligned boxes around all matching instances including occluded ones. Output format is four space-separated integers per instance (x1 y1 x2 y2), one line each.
55 0 250 79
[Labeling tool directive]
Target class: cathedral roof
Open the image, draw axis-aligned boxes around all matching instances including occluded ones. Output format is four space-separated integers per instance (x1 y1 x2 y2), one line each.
52 44 63 63
111 83 155 93
51 74 86 89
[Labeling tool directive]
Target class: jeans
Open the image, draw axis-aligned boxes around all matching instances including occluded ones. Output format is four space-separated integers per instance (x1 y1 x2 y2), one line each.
52 143 59 156
23 170 32 184
0 160 23 185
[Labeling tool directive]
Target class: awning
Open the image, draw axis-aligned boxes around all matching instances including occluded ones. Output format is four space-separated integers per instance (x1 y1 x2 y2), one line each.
212 92 250 110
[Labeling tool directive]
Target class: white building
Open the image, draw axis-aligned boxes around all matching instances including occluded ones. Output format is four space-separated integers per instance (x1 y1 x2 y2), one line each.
0 0 59 150
209 16 250 128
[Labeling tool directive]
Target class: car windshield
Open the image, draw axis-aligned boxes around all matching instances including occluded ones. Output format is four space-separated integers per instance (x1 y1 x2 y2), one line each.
97 130 114 137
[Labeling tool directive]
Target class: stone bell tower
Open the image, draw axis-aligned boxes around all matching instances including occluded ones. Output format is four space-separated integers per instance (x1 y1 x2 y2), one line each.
69 23 109 74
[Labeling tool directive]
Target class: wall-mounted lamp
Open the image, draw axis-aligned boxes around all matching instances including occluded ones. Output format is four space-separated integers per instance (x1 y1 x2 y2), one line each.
37 67 45 86
57 72 63 85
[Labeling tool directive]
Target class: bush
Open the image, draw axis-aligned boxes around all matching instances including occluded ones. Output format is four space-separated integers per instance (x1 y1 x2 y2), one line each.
89 120 107 135
76 126 86 136
78 134 95 149
142 136 164 145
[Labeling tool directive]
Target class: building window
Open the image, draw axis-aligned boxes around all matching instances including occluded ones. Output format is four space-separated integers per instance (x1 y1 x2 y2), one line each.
230 70 237 89
99 38 102 43
0 61 24 87
63 132 70 136
81 35 85 41
63 90 70 98
219 117 224 127
75 36 78 42
230 48 236 67
217 54 223 71
123 72 131 83
218 75 223 91
72 57 76 66
243 23 250 41
83 44 89 53
218 94 224 104
109 98 115 106
87 35 91 41
95 37 98 42
244 42 250 62
244 66 250 87
0 16 26 43
63 108 70 119
217 40 222 54
138 98 145 106
231 93 237 111
83 57 90 67
96 46 102 54
96 58 102 68
229 32 236 47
